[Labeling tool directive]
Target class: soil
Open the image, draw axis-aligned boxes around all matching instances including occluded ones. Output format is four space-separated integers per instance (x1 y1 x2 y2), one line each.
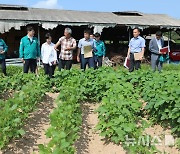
0 93 59 154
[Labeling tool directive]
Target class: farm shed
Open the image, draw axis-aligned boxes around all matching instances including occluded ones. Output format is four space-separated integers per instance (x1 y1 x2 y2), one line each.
0 4 180 61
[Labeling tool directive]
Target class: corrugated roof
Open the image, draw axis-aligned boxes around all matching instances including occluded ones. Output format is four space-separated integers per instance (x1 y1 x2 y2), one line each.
0 4 180 31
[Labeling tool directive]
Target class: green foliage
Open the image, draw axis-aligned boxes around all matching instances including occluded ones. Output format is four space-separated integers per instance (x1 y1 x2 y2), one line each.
41 67 158 153
39 72 83 154
0 81 46 149
0 65 179 153
140 71 180 136
0 71 51 149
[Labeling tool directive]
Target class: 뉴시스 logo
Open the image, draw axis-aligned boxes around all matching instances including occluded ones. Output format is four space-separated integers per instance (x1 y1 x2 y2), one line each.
125 134 175 146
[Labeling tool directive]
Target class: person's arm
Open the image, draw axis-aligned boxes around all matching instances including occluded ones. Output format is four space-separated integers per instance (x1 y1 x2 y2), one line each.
19 38 24 62
141 47 145 59
53 47 58 64
149 39 160 54
77 40 82 62
140 39 146 59
77 48 81 62
54 38 61 51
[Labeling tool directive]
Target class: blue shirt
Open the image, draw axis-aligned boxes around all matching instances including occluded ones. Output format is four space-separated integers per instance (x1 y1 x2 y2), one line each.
129 36 146 53
78 38 95 54
94 40 106 57
0 39 8 59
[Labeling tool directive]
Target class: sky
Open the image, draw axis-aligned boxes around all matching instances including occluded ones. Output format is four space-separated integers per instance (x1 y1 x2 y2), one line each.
0 0 179 19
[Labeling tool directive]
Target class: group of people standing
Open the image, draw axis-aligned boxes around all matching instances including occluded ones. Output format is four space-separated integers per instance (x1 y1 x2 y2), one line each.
0 26 166 77
19 27 106 78
127 28 166 72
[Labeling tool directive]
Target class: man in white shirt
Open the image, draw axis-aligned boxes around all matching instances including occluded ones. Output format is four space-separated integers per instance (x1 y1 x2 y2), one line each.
41 33 57 78
149 31 164 72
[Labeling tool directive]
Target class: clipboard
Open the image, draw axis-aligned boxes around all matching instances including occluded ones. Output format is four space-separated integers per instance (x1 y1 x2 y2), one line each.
84 45 93 58
134 52 143 61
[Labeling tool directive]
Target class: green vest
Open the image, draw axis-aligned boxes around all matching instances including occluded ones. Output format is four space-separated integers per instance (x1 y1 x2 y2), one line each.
0 39 8 59
19 36 40 59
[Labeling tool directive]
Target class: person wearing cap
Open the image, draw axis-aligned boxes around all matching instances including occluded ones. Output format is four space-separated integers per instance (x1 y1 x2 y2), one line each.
94 32 106 68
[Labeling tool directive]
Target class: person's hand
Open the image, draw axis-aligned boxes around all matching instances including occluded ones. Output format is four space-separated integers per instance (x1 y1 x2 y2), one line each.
127 54 130 59
139 56 144 61
0 51 5 54
21 58 25 64
53 60 57 65
54 47 59 51
77 56 80 62
160 51 166 55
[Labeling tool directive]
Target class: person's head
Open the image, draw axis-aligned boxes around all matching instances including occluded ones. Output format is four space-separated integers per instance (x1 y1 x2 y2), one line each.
64 28 72 38
133 27 140 38
94 32 101 41
156 31 162 40
84 29 91 40
27 26 35 37
90 34 94 39
45 33 52 44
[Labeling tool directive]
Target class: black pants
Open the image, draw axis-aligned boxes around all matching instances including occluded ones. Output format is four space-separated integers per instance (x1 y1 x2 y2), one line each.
129 53 141 72
43 63 56 78
94 56 103 69
24 59 37 73
0 59 6 75
58 59 72 71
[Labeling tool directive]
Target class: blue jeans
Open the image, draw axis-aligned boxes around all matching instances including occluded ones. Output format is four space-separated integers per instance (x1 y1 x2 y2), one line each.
80 54 94 70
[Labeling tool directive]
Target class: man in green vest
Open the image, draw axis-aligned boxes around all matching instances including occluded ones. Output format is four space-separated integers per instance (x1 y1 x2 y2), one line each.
19 26 40 73
0 38 8 76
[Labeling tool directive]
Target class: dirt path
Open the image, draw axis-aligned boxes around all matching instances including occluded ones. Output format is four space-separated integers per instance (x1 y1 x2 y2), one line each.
75 103 126 154
1 92 59 154
145 125 180 154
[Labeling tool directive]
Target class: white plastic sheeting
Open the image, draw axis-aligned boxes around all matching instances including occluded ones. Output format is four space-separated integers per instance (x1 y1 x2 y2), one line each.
0 20 116 34
42 22 58 30
93 24 116 34
0 21 60 33
0 21 27 33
